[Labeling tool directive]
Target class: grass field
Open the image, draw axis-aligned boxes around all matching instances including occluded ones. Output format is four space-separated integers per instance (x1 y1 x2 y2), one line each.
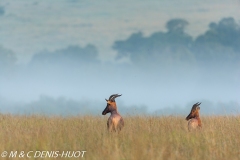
0 114 240 160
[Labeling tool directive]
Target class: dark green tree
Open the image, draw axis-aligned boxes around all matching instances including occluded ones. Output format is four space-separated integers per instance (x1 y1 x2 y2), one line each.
193 17 240 63
113 18 194 66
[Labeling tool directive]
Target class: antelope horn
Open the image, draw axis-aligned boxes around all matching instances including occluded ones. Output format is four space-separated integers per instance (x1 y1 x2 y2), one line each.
108 94 122 101
109 94 118 100
193 102 202 106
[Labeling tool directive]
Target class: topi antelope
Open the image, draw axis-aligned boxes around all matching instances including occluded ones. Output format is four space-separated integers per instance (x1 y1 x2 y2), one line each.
102 94 124 132
185 102 202 131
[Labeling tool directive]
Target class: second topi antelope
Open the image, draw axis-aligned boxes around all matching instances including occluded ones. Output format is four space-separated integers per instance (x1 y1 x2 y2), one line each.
185 102 202 131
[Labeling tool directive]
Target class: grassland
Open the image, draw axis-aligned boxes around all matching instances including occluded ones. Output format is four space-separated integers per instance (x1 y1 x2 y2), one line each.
0 114 240 160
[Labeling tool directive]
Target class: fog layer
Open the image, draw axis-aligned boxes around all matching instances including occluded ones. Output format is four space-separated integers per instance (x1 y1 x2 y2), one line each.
0 18 239 115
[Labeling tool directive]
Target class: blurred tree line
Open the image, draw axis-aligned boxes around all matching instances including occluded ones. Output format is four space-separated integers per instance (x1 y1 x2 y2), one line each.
0 17 239 71
113 17 240 67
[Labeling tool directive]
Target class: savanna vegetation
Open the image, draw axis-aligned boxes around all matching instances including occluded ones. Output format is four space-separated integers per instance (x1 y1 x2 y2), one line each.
0 114 240 160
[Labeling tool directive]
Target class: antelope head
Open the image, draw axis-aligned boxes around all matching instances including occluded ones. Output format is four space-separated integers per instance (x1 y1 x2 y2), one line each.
102 94 122 115
186 102 201 120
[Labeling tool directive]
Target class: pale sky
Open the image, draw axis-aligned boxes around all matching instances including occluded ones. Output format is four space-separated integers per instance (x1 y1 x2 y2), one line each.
0 0 239 63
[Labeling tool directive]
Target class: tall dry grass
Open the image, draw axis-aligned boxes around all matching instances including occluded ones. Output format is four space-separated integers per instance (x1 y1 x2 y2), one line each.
0 114 240 160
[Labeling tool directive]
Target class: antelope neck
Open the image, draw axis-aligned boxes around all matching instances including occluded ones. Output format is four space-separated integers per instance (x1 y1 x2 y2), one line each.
110 110 119 115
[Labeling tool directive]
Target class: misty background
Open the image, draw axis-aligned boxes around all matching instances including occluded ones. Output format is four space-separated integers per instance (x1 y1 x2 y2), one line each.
0 1 240 116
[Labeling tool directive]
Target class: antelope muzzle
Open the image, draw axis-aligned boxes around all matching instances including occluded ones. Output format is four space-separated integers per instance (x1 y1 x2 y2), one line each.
102 105 110 115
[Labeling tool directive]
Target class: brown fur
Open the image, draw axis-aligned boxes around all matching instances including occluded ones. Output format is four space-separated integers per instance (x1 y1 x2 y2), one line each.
102 94 124 132
186 102 202 131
